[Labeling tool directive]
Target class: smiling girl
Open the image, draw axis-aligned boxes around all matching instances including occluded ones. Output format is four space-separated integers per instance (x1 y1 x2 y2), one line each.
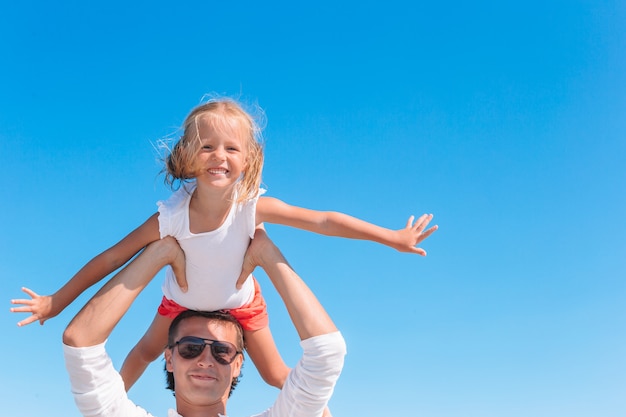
11 97 437 404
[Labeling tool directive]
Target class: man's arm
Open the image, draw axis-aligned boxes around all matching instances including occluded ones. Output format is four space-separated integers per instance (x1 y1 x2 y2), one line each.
62 237 185 417
242 227 346 417
63 236 185 347
241 227 337 340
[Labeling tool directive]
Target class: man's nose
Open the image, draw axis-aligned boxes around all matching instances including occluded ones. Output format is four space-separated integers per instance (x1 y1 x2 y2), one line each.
196 348 216 367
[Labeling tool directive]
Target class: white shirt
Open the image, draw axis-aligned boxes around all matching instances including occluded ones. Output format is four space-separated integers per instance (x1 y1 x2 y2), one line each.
63 332 346 417
158 183 264 311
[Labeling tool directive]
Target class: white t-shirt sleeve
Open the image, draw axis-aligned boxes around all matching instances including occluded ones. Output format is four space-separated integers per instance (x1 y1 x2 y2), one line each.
63 342 156 417
251 331 347 417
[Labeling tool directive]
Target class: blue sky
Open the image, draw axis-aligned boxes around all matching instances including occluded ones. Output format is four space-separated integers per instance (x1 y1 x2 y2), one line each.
2 1 625 416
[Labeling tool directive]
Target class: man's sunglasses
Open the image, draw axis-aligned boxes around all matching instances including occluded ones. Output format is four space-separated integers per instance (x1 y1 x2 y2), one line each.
170 336 241 365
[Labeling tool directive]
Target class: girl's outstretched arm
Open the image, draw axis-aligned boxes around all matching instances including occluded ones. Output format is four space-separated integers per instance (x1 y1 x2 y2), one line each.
10 213 165 327
256 197 438 255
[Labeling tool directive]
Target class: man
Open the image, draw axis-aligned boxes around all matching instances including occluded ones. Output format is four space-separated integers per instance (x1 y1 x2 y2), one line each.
63 228 346 417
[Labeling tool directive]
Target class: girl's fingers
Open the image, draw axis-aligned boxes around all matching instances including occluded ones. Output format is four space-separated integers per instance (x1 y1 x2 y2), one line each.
11 299 34 306
17 316 39 327
10 306 34 313
20 287 39 298
416 214 433 228
422 225 438 238
405 215 415 229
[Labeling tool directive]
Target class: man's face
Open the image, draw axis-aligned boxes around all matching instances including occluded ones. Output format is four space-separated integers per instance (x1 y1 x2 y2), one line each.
165 316 243 409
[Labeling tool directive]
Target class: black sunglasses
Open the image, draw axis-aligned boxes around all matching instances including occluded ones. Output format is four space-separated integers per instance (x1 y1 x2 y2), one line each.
171 336 241 365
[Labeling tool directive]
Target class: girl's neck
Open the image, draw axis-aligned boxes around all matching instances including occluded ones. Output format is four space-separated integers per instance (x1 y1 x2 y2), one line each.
188 184 236 234
192 183 235 211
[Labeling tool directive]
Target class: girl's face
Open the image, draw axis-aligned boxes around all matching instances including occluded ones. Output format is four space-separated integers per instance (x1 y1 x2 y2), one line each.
193 114 248 190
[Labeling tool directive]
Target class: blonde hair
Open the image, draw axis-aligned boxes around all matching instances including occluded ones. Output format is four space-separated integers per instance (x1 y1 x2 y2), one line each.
164 98 264 204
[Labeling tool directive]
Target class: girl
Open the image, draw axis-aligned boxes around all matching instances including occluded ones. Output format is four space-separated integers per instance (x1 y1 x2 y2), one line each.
11 98 437 395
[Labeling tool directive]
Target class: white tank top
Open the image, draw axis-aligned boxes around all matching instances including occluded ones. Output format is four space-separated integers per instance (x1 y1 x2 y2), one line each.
157 182 263 311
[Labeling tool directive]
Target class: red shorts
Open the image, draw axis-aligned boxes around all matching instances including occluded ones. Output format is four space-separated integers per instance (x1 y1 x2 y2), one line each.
157 277 269 331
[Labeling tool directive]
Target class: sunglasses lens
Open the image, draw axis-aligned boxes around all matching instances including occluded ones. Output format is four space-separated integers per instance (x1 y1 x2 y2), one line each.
175 337 239 364
211 342 237 364
178 341 204 359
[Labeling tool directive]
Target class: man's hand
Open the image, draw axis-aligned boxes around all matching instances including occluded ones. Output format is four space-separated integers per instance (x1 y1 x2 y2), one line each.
166 238 188 292
236 225 280 289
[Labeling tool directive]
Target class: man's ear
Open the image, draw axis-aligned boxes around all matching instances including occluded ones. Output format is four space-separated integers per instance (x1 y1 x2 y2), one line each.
232 353 244 378
165 348 174 372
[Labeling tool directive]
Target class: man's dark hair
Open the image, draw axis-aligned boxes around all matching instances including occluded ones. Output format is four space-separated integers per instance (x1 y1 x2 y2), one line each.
165 310 245 397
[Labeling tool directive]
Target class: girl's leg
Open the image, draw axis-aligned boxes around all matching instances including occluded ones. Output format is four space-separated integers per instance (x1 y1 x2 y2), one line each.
120 312 173 391
244 325 290 388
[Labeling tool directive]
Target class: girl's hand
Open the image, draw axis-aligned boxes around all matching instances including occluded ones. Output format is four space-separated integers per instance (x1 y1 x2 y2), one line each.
10 287 56 326
393 214 438 256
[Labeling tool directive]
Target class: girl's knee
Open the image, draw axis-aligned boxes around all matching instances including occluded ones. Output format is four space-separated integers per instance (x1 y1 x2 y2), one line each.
261 365 290 388
134 340 164 362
